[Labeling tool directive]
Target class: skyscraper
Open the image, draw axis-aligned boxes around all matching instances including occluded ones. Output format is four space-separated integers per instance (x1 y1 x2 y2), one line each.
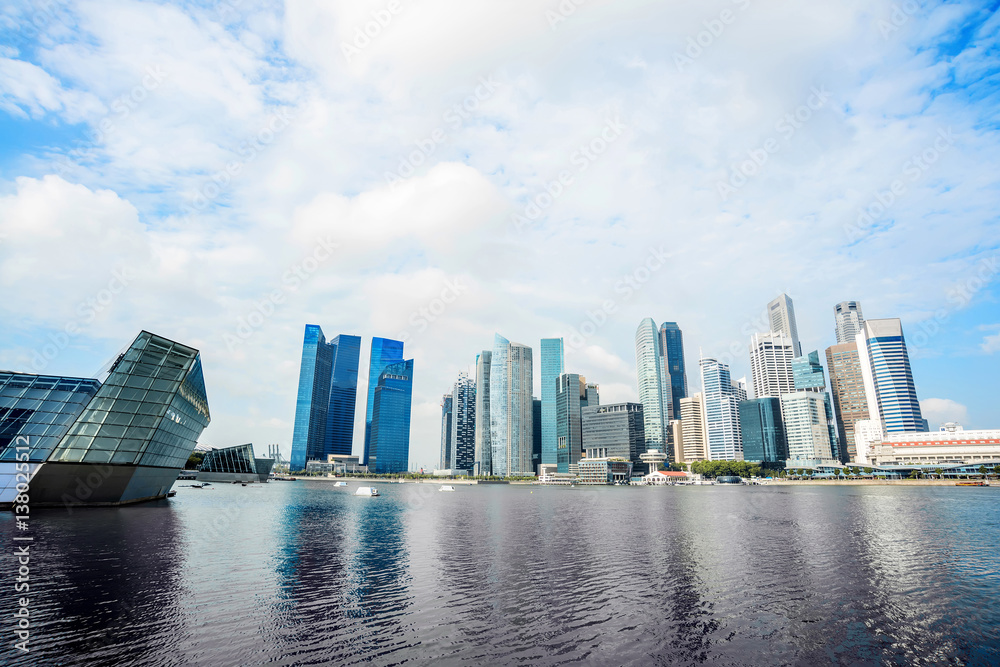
856 319 923 433
368 359 413 474
532 398 542 473
439 394 453 470
540 338 565 467
658 322 688 420
826 342 870 461
749 332 796 399
474 351 492 476
555 373 596 472
363 337 404 466
582 403 645 470
792 350 843 461
450 372 476 472
834 300 865 344
767 293 802 357
739 397 787 464
291 326 361 471
679 393 706 461
700 357 742 461
635 318 670 451
781 392 834 464
490 335 534 476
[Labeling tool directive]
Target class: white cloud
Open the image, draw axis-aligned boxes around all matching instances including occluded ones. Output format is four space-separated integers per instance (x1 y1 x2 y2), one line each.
981 325 1000 354
920 398 970 430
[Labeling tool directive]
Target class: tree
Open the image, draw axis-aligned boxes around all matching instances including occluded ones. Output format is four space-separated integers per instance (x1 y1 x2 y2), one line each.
185 451 205 470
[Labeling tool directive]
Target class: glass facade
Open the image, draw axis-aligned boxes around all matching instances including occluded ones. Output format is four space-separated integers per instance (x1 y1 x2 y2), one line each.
635 318 668 451
369 359 413 474
451 372 476 472
474 351 492 476
700 357 742 461
859 320 923 434
658 322 687 421
739 397 787 464
489 335 510 475
201 443 256 474
581 403 645 470
540 338 564 466
440 394 453 469
290 326 360 471
0 374 101 463
364 337 405 466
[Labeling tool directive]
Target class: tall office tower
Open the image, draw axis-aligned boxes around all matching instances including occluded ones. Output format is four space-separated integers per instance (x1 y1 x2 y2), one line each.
658 322 688 420
700 357 743 461
834 301 865 344
739 397 788 464
732 377 748 403
825 343 870 461
635 318 670 451
489 335 534 476
585 383 600 406
532 398 542 474
679 393 706 461
856 319 923 433
780 392 834 464
363 337 404 465
367 359 414 474
767 293 803 357
792 350 844 462
291 326 361 471
450 372 476 472
540 338 565 467
439 394 453 470
669 420 684 463
749 332 796 399
556 373 586 472
474 351 491 476
582 403 646 470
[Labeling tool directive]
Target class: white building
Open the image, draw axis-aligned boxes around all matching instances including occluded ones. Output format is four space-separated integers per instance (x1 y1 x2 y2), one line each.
767 293 803 357
749 332 797 399
679 393 706 460
834 300 865 344
867 423 1000 466
781 391 837 467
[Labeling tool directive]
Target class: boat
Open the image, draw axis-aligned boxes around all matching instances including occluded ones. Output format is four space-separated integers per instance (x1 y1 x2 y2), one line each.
439 485 456 492
355 486 380 496
166 490 177 497
956 481 986 486
333 481 348 487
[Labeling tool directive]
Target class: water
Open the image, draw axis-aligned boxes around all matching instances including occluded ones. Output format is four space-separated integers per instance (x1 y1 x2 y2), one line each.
3 482 999 666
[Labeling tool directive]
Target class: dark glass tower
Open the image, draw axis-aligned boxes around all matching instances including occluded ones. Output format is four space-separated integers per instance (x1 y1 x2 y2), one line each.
658 322 687 421
369 359 414 474
326 334 361 457
738 397 787 465
363 337 405 466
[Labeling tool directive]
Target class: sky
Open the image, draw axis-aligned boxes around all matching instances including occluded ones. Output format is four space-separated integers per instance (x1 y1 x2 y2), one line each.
0 0 998 471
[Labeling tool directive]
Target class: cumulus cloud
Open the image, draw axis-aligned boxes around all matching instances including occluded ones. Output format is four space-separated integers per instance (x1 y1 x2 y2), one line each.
920 398 970 430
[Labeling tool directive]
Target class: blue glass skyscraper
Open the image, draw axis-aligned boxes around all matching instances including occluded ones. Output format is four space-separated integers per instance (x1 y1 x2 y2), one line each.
540 338 564 466
658 322 687 421
369 359 414 474
857 319 923 434
291 326 360 471
739 397 787 464
363 337 404 466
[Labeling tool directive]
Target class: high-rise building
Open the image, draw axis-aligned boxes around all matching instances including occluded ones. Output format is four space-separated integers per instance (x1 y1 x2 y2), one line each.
700 357 743 461
582 403 646 470
363 337 404 466
474 351 491 476
658 322 688 420
669 420 684 463
555 373 598 472
792 350 844 462
489 336 534 477
450 372 476 472
781 391 835 465
856 319 923 434
439 394 453 470
290 326 360 471
635 318 670 451
679 393 706 461
368 359 413 474
749 332 796 399
825 343 870 462
540 338 564 467
739 397 787 465
767 293 802 357
532 398 542 474
834 301 865 344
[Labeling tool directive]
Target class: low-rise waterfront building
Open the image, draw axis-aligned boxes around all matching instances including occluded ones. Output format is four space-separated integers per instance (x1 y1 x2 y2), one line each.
866 423 1000 466
577 457 633 485
198 443 274 483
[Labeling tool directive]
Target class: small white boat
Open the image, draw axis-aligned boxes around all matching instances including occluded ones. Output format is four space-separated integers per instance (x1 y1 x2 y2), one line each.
439 485 456 492
333 481 348 487
355 486 380 497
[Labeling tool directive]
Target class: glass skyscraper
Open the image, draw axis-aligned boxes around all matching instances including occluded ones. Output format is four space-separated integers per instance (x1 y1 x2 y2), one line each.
700 356 742 461
368 359 414 474
290 326 361 471
540 338 564 466
489 335 534 476
439 394 453 470
363 337 404 466
658 322 687 421
856 319 923 434
474 351 492 476
792 350 844 461
450 372 476 472
555 373 596 472
634 318 669 452
738 397 787 464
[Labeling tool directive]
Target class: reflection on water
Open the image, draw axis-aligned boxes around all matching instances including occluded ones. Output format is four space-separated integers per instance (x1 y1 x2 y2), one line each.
2 483 998 665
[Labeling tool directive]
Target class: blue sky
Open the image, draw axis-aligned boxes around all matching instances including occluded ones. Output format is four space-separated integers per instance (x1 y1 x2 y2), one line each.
0 0 998 469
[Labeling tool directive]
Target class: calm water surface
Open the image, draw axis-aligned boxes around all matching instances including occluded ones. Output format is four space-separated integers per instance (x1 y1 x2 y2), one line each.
3 482 999 666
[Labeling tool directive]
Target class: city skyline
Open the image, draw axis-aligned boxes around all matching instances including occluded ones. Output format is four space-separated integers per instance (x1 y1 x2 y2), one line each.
1 2 998 471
